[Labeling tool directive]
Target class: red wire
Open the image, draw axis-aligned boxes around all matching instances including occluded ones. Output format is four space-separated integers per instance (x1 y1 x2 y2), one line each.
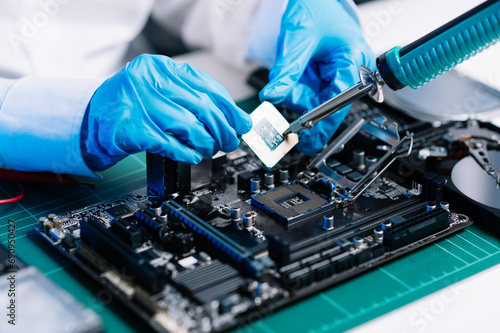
0 182 25 204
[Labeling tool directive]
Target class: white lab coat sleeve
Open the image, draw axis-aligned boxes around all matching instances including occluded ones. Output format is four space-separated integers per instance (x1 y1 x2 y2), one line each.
0 77 101 178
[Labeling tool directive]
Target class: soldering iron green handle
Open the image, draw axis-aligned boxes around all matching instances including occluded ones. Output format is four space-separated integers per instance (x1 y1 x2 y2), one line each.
377 0 500 90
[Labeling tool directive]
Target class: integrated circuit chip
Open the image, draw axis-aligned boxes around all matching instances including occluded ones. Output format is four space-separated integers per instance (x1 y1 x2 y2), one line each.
242 102 299 169
105 204 133 219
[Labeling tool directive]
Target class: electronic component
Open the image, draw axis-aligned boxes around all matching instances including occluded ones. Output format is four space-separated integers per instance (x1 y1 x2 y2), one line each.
80 217 166 294
242 101 299 169
382 207 450 250
105 204 133 219
172 259 245 304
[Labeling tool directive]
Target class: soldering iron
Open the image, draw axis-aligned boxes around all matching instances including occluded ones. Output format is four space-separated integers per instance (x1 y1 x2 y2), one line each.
284 0 500 135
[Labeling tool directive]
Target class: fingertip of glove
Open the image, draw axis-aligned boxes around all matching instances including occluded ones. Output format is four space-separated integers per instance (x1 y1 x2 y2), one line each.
222 136 242 154
241 113 253 134
160 148 203 165
184 153 203 165
259 84 287 104
258 88 271 102
228 104 252 135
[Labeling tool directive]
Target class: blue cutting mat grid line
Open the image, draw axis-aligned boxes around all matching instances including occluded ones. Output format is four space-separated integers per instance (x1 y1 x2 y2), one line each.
2 154 500 332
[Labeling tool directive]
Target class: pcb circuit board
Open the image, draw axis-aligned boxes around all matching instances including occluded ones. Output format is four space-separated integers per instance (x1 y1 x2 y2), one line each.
34 97 500 333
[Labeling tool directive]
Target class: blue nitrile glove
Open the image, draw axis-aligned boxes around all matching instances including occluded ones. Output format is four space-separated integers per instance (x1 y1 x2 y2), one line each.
81 54 252 171
259 0 375 155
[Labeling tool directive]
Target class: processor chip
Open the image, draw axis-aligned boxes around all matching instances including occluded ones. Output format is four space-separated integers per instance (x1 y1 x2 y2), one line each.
254 118 284 151
242 102 299 169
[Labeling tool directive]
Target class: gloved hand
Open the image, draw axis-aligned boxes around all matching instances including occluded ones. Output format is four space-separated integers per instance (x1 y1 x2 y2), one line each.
259 0 375 155
81 54 252 171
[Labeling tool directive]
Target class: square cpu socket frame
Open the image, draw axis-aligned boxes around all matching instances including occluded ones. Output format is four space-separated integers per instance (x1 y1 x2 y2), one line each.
251 183 333 225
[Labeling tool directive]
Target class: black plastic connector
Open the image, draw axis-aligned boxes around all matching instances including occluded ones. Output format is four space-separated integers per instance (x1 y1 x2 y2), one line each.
135 210 167 238
110 217 142 248
422 173 446 203
383 207 449 251
79 217 166 294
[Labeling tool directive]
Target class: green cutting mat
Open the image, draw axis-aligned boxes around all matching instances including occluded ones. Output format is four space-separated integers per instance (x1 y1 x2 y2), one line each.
2 155 500 333
1 98 500 332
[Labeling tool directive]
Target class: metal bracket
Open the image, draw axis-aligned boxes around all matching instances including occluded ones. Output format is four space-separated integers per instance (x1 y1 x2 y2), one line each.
308 117 414 204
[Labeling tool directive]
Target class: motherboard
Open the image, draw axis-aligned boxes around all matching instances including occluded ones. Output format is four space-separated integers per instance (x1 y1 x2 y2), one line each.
35 96 500 333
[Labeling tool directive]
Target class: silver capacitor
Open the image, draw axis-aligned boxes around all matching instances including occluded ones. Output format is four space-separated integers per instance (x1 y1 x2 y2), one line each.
157 211 168 223
353 236 365 249
231 207 242 221
264 172 275 189
250 177 261 194
279 169 289 184
243 212 254 229
440 201 450 212
149 202 162 216
366 155 377 169
323 214 334 230
352 149 365 171
373 228 384 242
381 221 392 230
